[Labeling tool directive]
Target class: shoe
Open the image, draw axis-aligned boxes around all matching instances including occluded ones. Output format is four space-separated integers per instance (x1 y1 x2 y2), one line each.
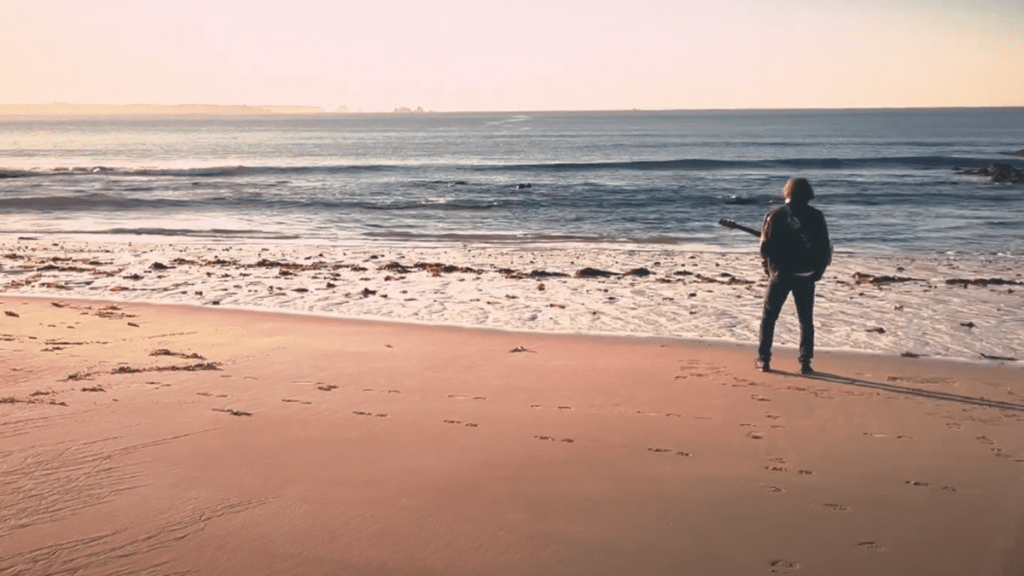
755 358 771 373
800 362 813 375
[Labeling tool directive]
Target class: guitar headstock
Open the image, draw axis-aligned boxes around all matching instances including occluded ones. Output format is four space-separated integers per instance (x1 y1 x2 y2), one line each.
717 218 738 229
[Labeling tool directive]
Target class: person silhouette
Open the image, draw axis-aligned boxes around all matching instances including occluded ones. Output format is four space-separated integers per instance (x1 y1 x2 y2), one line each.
756 178 832 374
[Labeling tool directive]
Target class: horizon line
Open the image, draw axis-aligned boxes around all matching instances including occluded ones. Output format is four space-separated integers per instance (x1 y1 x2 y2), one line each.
2 102 1023 117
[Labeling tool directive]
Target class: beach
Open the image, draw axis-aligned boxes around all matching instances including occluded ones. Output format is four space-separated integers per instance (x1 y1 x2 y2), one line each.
3 108 1024 574
3 246 1024 575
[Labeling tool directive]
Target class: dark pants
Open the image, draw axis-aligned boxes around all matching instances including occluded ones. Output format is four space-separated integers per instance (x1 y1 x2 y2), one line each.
758 275 816 365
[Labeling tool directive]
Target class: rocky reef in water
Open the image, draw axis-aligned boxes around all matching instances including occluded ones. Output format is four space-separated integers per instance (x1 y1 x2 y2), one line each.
956 162 1024 184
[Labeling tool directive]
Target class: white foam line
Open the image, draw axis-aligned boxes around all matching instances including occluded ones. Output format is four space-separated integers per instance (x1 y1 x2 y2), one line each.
2 235 1022 364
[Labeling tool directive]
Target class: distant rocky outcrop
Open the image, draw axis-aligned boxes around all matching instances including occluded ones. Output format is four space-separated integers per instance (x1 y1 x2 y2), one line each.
956 162 1024 184
393 106 426 114
335 105 349 113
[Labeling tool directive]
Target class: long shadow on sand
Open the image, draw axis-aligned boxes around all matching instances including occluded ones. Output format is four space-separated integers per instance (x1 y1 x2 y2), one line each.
772 371 1024 413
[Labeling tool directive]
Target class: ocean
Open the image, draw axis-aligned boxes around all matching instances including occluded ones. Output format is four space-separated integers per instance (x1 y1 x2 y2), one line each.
2 108 1023 255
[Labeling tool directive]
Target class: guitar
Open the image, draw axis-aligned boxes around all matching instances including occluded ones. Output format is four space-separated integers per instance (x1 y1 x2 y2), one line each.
717 218 761 238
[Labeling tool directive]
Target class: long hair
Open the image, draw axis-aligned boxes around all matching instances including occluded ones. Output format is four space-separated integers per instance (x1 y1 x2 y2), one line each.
783 178 814 204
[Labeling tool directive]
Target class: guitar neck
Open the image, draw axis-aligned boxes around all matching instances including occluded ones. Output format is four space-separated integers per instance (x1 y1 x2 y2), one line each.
717 219 761 238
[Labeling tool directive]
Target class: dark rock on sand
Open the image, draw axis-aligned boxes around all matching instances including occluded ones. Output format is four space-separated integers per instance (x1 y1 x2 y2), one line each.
623 268 652 277
497 268 569 280
945 277 1022 287
528 270 569 278
575 267 617 278
381 262 414 274
418 263 483 275
853 272 923 284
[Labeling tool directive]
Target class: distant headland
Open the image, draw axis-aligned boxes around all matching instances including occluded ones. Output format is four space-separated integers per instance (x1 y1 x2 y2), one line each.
0 103 336 116
0 103 440 116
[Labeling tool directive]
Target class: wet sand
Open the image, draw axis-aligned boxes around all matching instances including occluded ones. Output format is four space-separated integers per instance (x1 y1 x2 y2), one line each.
2 237 1023 362
2 297 1023 575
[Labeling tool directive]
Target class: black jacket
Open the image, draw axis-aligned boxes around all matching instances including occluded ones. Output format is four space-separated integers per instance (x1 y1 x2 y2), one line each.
760 203 832 280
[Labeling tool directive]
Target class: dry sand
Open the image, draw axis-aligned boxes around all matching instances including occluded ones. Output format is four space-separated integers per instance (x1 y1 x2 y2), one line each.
2 296 1023 575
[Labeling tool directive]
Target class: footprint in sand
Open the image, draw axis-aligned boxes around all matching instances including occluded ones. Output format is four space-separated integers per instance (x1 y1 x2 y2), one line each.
212 408 251 417
797 469 814 475
751 395 771 402
946 422 964 430
317 384 338 392
769 559 800 573
535 435 555 441
822 503 851 511
747 431 764 440
647 448 691 456
765 485 786 493
905 480 929 486
443 419 462 425
282 399 312 405
858 541 884 552
865 432 914 440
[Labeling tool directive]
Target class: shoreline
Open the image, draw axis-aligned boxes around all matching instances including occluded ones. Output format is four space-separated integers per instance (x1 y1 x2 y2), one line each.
2 236 1022 364
6 293 1021 372
2 296 1022 575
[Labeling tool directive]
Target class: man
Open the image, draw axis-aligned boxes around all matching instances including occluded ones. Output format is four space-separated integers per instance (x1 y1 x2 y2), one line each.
756 178 832 374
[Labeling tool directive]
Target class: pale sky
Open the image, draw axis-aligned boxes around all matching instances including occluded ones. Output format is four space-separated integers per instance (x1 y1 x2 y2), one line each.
1 0 1021 111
